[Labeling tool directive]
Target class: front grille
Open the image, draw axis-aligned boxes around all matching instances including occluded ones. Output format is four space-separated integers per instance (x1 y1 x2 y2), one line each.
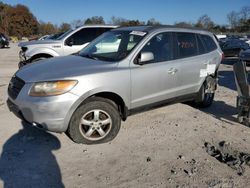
8 76 25 100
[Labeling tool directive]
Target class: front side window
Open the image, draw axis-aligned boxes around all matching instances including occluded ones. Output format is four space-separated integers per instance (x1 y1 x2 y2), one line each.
66 28 112 46
176 32 198 58
139 32 173 63
79 30 147 61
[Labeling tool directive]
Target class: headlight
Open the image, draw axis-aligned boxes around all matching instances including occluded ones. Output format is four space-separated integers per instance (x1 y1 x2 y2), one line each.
29 80 78 97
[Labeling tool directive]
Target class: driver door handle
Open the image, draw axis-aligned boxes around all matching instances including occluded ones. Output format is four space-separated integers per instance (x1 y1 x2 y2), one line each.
168 68 178 75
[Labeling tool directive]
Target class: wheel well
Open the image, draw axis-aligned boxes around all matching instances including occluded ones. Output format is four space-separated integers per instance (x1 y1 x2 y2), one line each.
89 92 128 121
203 74 218 93
30 53 53 61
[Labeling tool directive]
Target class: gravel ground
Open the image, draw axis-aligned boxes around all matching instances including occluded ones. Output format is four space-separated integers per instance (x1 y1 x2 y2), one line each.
1 43 250 188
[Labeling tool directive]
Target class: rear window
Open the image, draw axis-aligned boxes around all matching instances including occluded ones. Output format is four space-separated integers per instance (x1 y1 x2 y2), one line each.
200 34 217 52
176 32 198 58
196 34 206 55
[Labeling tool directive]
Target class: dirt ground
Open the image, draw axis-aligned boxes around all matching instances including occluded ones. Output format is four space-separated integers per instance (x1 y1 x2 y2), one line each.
1 43 250 188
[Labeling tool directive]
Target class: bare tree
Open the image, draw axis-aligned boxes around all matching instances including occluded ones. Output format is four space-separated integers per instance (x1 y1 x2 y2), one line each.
71 19 84 29
59 22 71 32
109 16 126 25
84 16 105 25
147 18 161 26
196 14 214 30
109 16 144 26
240 6 250 21
174 21 193 28
227 11 239 30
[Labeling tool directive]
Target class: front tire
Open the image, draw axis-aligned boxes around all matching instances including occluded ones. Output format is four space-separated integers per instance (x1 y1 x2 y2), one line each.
67 97 121 144
31 57 47 63
19 57 48 68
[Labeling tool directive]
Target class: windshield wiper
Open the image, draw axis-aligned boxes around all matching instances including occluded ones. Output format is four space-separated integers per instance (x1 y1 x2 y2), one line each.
72 52 80 56
81 54 98 60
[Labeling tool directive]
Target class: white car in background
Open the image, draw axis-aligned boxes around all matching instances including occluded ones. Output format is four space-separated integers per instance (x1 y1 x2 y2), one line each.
18 25 118 68
216 34 227 40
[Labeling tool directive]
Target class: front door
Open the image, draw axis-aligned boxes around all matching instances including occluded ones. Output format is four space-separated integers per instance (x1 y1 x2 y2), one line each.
130 32 179 108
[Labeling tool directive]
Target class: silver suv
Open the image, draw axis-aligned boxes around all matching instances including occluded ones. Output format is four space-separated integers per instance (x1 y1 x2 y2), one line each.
8 26 223 144
18 25 117 67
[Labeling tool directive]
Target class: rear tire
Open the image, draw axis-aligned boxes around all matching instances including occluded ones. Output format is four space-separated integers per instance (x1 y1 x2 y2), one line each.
67 97 121 144
195 83 214 108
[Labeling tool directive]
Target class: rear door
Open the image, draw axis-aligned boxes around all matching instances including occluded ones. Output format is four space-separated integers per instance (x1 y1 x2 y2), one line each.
174 33 220 97
130 32 179 108
172 32 207 97
63 27 111 55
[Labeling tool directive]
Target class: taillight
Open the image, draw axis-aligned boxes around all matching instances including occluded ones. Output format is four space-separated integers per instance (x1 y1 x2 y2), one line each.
221 52 225 61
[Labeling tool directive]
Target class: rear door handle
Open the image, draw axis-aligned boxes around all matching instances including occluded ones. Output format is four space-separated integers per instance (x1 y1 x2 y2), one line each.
204 60 213 65
168 68 178 75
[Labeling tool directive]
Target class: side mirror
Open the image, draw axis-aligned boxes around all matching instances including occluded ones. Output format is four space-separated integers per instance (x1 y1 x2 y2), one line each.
89 46 97 53
137 52 154 65
66 38 74 46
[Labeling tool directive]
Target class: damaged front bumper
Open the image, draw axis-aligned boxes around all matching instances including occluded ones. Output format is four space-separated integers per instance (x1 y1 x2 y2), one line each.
18 49 31 68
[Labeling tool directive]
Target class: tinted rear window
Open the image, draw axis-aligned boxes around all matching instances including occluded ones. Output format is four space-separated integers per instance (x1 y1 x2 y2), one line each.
196 34 206 55
176 32 198 58
200 34 217 52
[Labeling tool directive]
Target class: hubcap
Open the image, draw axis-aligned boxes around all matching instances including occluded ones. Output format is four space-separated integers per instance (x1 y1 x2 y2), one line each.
204 85 213 101
79 109 112 141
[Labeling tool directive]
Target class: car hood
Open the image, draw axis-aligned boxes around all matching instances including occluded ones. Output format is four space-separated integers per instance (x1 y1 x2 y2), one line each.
241 48 250 54
16 55 118 82
18 40 61 47
240 48 250 59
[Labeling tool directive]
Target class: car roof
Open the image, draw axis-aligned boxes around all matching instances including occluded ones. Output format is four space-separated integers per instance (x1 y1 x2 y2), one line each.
75 25 118 29
113 25 209 34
